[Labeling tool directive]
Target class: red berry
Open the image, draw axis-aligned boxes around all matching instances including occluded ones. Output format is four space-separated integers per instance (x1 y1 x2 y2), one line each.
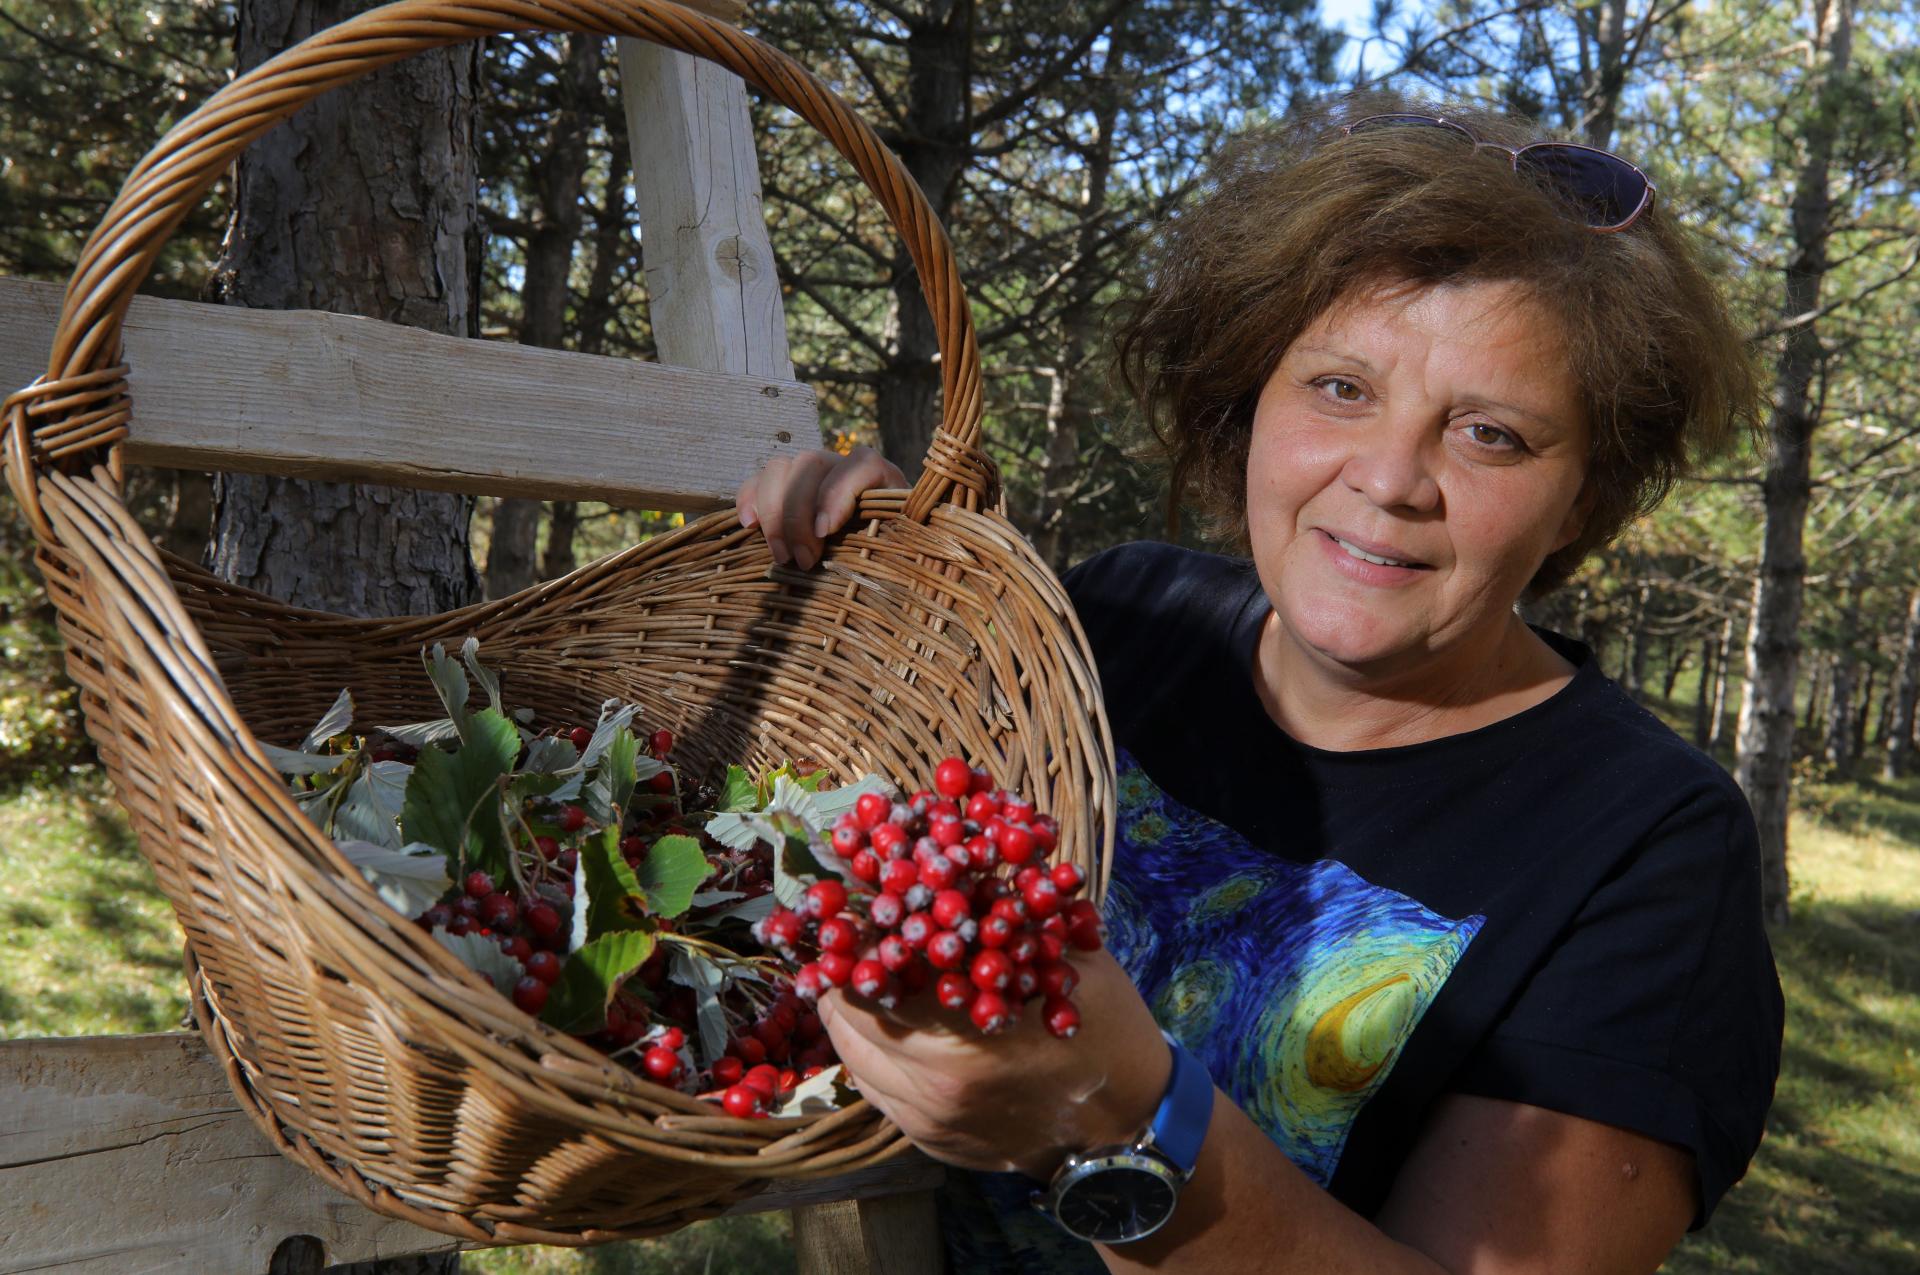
499 934 533 962
899 912 935 949
660 1026 687 1050
816 916 859 955
965 791 1000 822
804 880 848 921
1023 877 1062 919
1012 963 1039 998
868 891 907 929
837 823 871 861
877 934 915 972
525 902 562 939
535 835 561 861
931 889 973 930
870 823 909 859
990 897 1028 926
934 757 971 798
1040 931 1067 963
567 725 593 750
1032 815 1060 852
880 857 919 895
818 951 856 986
712 1056 745 1086
1003 796 1037 825
1038 960 1078 999
793 964 826 1000
464 870 494 899
512 976 549 1015
936 971 973 1010
764 908 804 949
648 770 676 794
1043 996 1080 1038
919 853 961 890
643 1046 682 1083
999 823 1037 865
795 1011 825 1043
851 959 890 999
926 930 968 970
722 1084 763 1118
650 727 674 756
1050 862 1086 895
733 1035 769 1066
446 913 475 936
559 804 588 832
753 1018 789 1056
970 948 1014 993
968 767 993 794
977 914 1014 948
743 1064 781 1101
1008 931 1041 967
855 791 892 829
970 990 1012 1034
482 892 519 929
929 813 964 848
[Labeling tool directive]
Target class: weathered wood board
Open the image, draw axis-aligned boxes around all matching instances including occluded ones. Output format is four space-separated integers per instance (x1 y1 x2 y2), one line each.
0 276 817 510
0 1032 944 1274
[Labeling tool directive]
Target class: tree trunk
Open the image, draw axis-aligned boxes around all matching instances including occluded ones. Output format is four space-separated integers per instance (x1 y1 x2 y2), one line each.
1824 651 1854 770
1802 655 1826 735
1885 585 1920 779
874 0 973 480
1709 612 1735 751
1577 0 1631 147
1661 638 1688 703
485 33 601 601
205 0 473 1268
1033 19 1132 571
541 501 580 579
1853 661 1876 761
1735 0 1851 925
1694 631 1718 748
207 0 481 620
1622 582 1652 700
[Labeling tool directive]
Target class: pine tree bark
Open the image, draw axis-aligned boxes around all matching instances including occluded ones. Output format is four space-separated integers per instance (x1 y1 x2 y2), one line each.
1694 631 1718 748
1662 639 1688 703
1853 661 1875 761
1734 0 1852 925
874 0 972 480
1885 586 1920 779
485 33 601 600
1824 568 1865 769
1709 612 1734 751
207 0 481 620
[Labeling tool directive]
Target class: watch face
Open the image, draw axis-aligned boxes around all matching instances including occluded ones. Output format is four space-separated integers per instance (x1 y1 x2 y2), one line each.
1053 1160 1180 1244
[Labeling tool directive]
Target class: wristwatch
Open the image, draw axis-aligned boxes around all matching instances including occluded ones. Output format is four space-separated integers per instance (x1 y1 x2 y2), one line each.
1032 1031 1214 1245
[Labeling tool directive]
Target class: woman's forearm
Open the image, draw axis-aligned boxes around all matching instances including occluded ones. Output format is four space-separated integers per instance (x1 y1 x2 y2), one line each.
1097 1089 1449 1275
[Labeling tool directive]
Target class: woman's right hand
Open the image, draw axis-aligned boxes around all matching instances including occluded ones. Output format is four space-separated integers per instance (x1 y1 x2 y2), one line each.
734 446 906 570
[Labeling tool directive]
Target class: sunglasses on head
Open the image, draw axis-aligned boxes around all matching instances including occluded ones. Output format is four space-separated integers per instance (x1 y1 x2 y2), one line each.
1341 113 1657 234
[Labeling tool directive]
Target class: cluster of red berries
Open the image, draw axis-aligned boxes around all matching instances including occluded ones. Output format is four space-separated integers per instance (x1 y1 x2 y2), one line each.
695 986 840 1118
750 756 1100 1049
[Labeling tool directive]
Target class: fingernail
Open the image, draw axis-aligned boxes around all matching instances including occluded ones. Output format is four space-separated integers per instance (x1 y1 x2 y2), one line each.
740 508 758 529
795 545 816 571
813 512 830 537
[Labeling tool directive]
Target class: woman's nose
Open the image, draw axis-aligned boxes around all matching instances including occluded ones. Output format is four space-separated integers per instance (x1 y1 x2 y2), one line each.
1340 417 1441 512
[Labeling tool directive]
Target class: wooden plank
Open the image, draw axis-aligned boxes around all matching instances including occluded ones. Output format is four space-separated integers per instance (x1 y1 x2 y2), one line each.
0 276 816 509
0 1032 942 1274
793 1192 945 1275
619 37 795 380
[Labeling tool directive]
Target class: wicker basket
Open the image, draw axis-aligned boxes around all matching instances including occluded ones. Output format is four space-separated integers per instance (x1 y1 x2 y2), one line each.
0 0 1115 1246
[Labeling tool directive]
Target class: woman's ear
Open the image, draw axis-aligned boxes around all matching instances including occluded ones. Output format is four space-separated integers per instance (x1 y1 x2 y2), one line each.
1552 483 1597 555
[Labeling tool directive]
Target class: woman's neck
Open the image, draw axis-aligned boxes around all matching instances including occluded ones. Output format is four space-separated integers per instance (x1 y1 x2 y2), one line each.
1251 609 1577 753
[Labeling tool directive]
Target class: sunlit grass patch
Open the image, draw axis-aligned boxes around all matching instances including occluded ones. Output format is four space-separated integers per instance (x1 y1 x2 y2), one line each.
0 773 188 1039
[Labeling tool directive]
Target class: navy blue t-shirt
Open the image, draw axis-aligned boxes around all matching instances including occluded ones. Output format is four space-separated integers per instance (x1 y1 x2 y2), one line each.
942 541 1782 1271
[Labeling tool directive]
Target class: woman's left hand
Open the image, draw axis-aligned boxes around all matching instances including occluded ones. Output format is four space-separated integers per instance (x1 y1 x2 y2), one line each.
817 947 1172 1180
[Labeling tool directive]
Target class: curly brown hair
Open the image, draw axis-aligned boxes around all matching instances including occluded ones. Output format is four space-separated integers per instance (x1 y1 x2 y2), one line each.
1115 91 1762 596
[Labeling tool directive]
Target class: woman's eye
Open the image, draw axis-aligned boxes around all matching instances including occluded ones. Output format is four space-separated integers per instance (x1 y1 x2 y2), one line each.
1317 377 1364 402
1466 422 1518 449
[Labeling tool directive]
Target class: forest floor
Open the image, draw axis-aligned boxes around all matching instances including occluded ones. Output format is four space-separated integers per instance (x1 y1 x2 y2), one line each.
3 741 1916 1272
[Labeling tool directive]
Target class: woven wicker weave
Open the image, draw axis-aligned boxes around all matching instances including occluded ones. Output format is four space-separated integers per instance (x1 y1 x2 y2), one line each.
1 0 1115 1246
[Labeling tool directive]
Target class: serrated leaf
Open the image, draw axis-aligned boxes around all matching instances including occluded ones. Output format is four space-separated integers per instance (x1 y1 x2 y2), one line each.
773 1064 849 1117
423 644 473 743
668 945 731 1066
301 687 356 753
541 930 656 1033
377 718 461 748
460 637 503 716
523 736 580 774
331 760 411 849
433 929 522 995
262 742 353 775
638 834 713 920
399 708 519 876
712 892 777 926
774 832 836 907
582 827 651 936
583 726 640 825
703 809 776 852
690 889 747 907
717 765 759 813
336 839 450 916
579 699 638 769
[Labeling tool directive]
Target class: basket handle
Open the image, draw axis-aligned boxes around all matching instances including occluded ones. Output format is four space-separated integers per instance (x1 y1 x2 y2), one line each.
1 0 988 542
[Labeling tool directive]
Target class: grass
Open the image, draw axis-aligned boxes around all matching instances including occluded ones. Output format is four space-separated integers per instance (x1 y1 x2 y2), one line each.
3 754 1916 1270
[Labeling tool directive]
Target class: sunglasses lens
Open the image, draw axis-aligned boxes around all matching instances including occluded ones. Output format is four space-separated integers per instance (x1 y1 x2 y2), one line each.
1514 145 1649 229
1345 114 1478 146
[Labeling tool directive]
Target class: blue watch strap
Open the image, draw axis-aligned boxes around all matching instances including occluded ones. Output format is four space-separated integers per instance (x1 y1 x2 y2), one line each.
1143 1031 1212 1177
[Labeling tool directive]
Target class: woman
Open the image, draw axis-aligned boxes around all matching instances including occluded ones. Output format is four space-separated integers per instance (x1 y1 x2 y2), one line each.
736 93 1783 1273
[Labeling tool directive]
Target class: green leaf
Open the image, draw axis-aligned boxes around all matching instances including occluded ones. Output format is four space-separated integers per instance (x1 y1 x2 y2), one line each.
582 827 650 936
579 699 638 769
399 708 519 877
301 687 356 752
459 637 503 715
717 765 759 812
433 929 522 995
583 726 640 825
262 743 352 775
638 834 714 920
336 839 450 916
422 644 473 744
668 944 731 1065
540 929 656 1033
522 736 580 774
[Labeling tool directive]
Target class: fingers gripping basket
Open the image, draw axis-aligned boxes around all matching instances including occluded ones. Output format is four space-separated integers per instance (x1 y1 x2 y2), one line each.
0 0 1117 1246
